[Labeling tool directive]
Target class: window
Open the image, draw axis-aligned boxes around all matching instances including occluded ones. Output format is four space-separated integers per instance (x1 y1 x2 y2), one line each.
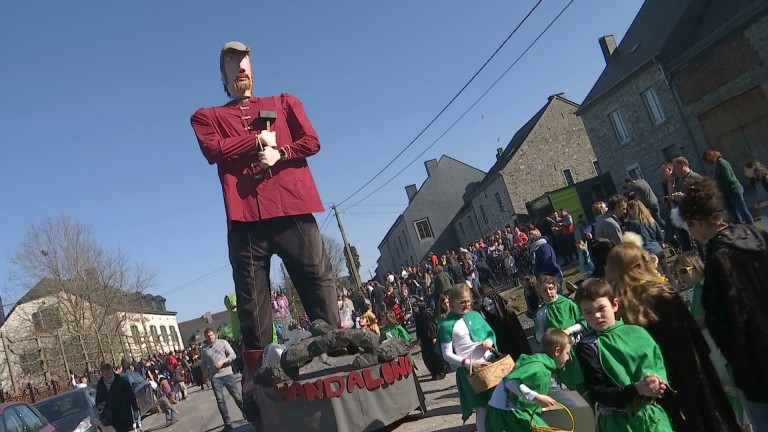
626 163 645 180
413 219 434 241
131 325 141 345
642 88 666 125
608 110 630 144
170 326 179 343
3 409 25 431
150 325 160 344
593 160 601 175
32 305 62 333
160 326 169 344
562 169 575 186
479 205 488 225
494 192 505 213
13 405 44 430
458 222 466 237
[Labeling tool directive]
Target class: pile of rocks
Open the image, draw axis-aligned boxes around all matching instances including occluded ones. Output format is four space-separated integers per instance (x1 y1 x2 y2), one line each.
254 320 412 386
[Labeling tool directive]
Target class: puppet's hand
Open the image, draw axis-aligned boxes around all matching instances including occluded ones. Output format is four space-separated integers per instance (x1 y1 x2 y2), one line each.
257 130 277 148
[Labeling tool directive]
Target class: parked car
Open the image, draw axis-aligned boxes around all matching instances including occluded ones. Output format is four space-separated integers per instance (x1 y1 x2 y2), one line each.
0 401 58 431
34 387 99 432
89 371 157 419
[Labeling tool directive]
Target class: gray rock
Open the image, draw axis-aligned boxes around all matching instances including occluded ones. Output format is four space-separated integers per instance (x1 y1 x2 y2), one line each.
282 337 317 369
254 364 293 386
329 329 380 353
351 353 379 369
308 319 334 337
377 338 412 363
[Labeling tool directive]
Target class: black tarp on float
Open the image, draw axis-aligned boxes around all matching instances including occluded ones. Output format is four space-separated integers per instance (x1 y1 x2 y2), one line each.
256 355 425 432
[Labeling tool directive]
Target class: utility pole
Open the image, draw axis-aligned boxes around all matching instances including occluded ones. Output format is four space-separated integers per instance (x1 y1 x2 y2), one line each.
332 203 363 289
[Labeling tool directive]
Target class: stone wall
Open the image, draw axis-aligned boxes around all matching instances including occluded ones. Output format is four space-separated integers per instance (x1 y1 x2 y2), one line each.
580 65 698 201
503 97 597 215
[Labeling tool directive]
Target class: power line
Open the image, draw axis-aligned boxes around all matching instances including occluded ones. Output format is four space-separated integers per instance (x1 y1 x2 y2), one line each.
334 0 544 207
318 209 334 233
344 0 576 209
159 264 230 296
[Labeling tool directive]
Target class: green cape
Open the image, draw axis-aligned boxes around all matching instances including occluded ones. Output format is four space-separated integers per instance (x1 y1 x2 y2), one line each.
598 320 673 432
437 310 496 422
380 324 412 343
536 295 586 393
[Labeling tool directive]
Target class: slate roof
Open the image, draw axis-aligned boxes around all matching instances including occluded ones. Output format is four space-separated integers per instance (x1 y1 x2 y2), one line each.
578 0 768 112
577 0 694 112
9 277 174 319
177 310 230 344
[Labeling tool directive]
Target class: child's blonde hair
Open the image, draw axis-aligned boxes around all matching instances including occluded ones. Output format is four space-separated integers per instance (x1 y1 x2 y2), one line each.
448 283 472 301
541 328 571 357
576 239 586 249
673 252 704 279
605 242 674 325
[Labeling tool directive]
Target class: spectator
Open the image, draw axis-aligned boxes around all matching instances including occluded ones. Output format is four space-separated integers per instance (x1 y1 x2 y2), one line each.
594 194 626 246
528 229 563 291
624 177 663 226
679 177 768 430
200 328 244 432
625 199 669 280
702 150 753 224
95 363 139 432
744 159 768 222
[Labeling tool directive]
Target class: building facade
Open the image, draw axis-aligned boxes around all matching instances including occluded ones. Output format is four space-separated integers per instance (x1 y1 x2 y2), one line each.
376 156 485 276
578 0 768 201
454 94 597 245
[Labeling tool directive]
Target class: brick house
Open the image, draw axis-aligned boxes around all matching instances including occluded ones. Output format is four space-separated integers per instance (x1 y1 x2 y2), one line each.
376 156 485 277
453 93 598 246
578 0 768 200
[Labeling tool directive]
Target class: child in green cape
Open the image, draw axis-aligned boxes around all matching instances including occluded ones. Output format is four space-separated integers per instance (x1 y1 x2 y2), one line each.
485 328 572 432
574 278 673 432
437 283 496 432
532 275 586 395
379 309 412 343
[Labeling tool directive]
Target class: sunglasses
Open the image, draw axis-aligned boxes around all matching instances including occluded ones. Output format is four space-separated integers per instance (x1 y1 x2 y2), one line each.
676 266 694 276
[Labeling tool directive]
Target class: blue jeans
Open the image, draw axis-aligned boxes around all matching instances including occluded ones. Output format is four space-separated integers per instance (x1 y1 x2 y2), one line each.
723 184 754 225
211 373 244 426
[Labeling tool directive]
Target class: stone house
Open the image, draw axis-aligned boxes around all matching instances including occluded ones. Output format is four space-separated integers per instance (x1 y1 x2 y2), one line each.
578 0 768 201
376 156 485 277
454 93 598 245
0 278 179 389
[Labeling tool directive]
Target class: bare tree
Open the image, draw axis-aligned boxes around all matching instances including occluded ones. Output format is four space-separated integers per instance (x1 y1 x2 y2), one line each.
6 216 156 376
322 234 346 282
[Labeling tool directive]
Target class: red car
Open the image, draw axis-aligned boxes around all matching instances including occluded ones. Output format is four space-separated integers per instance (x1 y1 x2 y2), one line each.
0 401 58 431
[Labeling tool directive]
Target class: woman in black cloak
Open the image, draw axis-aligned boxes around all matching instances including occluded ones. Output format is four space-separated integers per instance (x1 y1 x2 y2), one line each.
413 302 447 380
478 285 531 360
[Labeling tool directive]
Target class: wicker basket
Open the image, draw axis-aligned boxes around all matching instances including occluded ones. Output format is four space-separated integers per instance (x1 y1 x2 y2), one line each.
467 349 515 394
530 402 574 432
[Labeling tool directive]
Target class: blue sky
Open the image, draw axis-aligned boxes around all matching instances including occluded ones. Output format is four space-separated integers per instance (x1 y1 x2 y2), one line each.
1 1 643 322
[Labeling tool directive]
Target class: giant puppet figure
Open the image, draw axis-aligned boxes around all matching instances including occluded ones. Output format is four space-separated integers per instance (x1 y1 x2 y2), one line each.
190 41 339 398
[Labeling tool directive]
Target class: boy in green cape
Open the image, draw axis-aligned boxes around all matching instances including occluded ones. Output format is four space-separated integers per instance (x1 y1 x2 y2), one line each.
437 284 496 432
574 279 673 432
532 276 586 395
485 328 572 431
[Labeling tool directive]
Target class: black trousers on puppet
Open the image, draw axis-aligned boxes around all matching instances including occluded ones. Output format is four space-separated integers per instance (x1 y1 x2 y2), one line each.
228 214 339 350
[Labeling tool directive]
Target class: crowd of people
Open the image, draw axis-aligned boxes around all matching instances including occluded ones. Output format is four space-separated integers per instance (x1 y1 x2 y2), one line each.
353 151 766 431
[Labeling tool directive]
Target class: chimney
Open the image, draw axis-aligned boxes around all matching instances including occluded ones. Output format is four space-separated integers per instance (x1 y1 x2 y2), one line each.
496 147 504 160
598 35 617 63
405 184 418 203
424 159 438 177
